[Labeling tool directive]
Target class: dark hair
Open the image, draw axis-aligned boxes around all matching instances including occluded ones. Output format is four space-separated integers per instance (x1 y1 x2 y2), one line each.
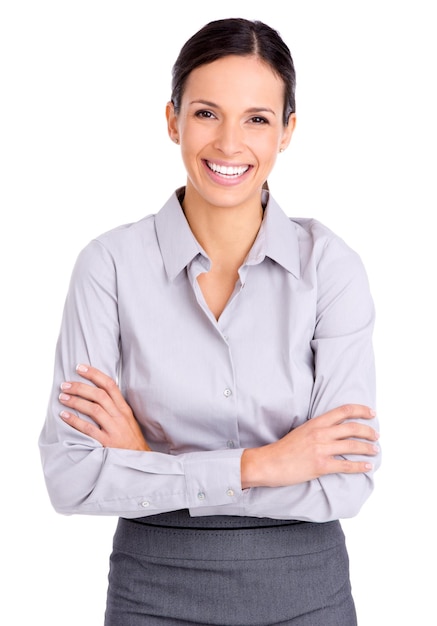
171 18 296 126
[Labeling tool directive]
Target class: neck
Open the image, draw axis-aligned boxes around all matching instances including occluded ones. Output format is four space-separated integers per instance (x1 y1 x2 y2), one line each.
182 187 264 266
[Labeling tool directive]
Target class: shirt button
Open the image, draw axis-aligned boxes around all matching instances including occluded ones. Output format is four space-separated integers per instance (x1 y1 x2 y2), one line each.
223 388 232 397
141 501 150 508
197 491 206 501
226 489 235 497
226 440 235 449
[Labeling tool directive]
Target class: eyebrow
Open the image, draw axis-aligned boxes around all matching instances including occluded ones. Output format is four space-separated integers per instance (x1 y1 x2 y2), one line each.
189 100 277 116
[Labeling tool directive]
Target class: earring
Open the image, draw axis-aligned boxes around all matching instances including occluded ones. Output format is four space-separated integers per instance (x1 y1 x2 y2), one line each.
279 148 284 153
174 138 179 144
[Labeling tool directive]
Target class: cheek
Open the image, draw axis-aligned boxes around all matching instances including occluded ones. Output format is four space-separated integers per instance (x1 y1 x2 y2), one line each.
179 141 205 180
253 136 281 166
180 125 206 155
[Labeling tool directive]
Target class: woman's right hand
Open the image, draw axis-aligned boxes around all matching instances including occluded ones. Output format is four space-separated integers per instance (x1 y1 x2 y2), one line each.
241 404 379 489
59 364 151 452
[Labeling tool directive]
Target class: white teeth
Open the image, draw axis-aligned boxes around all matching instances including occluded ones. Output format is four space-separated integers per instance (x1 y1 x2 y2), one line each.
207 162 249 176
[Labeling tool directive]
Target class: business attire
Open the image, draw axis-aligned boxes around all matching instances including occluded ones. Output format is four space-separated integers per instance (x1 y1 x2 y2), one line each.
39 188 380 624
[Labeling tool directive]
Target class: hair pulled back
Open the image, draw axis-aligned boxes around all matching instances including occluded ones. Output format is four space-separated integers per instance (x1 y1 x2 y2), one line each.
171 18 296 126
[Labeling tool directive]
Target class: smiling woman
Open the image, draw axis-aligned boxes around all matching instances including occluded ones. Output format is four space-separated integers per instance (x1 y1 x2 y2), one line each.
168 56 295 214
38 17 380 626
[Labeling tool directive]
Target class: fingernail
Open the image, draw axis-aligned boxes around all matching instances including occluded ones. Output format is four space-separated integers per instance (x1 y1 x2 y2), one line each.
59 393 70 401
60 411 71 419
365 463 373 470
60 382 71 390
373 445 380 453
370 409 376 417
76 364 88 373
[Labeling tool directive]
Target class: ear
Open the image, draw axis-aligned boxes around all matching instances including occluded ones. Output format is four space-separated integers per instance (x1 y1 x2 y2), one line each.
279 113 297 152
166 101 179 144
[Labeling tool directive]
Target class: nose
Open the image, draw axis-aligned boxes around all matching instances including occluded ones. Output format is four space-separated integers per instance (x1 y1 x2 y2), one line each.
213 119 243 156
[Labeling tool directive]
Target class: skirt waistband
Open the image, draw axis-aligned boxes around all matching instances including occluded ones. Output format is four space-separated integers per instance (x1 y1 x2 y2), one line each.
114 513 344 561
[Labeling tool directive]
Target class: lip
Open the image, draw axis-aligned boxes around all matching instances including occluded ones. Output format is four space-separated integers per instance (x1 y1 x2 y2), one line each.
202 159 253 186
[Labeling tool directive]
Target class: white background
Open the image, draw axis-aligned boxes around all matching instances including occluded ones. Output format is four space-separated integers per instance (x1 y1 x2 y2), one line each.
1 1 436 624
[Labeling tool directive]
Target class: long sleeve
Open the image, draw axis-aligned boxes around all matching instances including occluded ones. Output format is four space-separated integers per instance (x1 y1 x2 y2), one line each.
38 239 244 518
240 227 380 522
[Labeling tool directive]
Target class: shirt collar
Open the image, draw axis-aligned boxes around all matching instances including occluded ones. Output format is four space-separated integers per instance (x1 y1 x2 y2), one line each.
251 191 301 278
155 188 301 281
155 188 204 281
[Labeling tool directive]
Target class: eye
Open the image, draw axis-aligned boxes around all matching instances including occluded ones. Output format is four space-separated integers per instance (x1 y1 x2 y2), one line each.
195 110 216 119
249 116 269 124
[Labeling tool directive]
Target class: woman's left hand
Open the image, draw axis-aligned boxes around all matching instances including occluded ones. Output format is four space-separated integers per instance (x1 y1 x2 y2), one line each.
58 364 151 451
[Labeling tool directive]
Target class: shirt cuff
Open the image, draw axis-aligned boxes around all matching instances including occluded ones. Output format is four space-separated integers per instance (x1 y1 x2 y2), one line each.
183 448 244 510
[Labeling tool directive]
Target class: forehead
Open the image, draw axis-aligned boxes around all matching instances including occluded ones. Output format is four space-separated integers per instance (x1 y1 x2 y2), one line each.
183 55 285 107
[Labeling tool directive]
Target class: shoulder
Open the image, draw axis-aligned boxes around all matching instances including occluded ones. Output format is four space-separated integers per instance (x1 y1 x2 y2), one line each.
267 194 356 259
263 195 367 280
68 215 157 287
291 216 348 249
83 189 182 259
95 214 157 253
74 213 157 264
290 216 364 269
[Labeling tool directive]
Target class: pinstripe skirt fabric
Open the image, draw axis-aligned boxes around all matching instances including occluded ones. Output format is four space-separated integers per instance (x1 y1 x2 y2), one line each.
104 510 357 626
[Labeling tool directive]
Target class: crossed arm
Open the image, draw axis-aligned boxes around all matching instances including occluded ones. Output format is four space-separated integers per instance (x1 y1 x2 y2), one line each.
59 364 379 491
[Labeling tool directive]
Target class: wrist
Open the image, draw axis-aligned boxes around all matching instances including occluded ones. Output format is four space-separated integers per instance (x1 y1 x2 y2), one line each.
241 447 264 489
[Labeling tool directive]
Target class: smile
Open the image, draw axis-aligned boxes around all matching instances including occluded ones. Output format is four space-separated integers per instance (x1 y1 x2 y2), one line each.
205 161 250 177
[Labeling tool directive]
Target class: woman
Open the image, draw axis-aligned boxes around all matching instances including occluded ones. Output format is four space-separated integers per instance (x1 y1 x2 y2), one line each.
39 18 381 625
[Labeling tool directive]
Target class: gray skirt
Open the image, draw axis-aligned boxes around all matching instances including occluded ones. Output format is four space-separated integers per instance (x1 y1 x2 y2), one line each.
104 510 357 626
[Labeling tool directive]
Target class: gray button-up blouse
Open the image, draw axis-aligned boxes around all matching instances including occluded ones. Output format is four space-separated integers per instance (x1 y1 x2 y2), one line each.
39 188 381 522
